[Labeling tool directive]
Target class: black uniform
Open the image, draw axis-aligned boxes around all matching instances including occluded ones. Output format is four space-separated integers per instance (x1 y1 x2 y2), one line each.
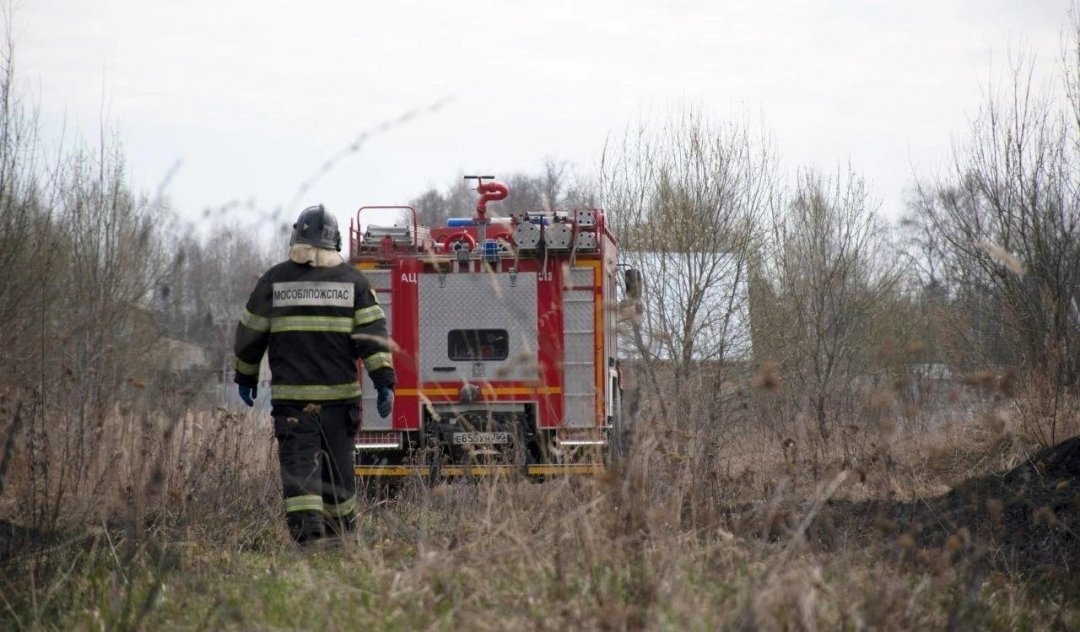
234 259 395 542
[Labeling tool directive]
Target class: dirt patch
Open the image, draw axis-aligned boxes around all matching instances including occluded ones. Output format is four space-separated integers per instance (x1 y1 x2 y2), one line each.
918 433 1080 571
790 435 1080 577
0 520 56 564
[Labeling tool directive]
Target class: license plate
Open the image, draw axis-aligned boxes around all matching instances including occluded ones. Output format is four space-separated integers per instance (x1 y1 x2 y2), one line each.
452 431 510 445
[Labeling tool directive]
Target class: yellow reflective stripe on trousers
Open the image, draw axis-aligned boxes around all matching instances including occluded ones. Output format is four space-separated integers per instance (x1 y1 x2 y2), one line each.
239 308 270 332
234 356 260 376
284 494 323 513
363 352 393 372
323 496 357 518
270 315 353 334
271 382 363 401
353 304 385 327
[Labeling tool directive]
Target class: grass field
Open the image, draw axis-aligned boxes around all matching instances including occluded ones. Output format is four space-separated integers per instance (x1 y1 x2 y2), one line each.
1 396 1078 631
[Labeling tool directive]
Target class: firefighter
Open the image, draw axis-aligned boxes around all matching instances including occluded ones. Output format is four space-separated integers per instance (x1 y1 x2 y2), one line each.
233 204 395 545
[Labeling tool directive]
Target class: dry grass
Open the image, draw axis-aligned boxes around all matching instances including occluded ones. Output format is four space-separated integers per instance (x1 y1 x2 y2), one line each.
0 381 1077 631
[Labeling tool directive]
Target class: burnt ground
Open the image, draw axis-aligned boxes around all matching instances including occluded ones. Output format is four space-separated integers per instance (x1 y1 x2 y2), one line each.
0 520 57 565
808 434 1080 582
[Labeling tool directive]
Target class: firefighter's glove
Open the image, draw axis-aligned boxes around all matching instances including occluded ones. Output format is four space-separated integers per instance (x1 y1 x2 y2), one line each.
377 386 394 418
238 384 257 407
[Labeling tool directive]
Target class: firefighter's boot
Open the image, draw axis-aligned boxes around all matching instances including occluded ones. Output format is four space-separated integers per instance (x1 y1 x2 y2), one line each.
323 493 359 540
286 509 325 545
324 513 358 539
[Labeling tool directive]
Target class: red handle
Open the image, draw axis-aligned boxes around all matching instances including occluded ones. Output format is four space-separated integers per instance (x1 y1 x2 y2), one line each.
437 231 477 250
475 182 509 221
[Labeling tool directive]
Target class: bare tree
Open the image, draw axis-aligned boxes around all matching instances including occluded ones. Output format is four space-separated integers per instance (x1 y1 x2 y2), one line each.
908 31 1080 444
0 10 48 390
540 155 568 211
757 167 899 441
0 18 192 526
152 221 279 407
409 187 452 227
601 107 778 426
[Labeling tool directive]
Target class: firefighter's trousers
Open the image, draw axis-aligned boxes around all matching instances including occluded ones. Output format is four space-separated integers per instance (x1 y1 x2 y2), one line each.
271 402 360 543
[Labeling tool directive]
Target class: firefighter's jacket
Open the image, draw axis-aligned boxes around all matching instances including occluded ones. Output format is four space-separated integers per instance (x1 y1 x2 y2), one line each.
233 259 395 403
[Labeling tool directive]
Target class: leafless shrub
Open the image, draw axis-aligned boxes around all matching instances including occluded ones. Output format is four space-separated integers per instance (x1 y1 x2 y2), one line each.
601 106 777 436
0 15 276 534
752 166 901 460
906 35 1080 445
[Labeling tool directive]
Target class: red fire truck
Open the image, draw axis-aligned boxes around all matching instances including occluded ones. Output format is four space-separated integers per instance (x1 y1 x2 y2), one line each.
348 177 632 479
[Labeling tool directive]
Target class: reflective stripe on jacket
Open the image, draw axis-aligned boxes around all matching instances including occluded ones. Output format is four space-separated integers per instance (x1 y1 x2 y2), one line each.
233 259 395 403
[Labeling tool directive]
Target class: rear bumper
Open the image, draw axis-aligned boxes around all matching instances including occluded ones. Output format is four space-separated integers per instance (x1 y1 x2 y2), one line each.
355 463 603 478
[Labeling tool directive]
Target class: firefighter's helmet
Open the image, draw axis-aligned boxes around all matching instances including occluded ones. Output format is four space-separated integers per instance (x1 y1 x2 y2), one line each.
291 204 341 251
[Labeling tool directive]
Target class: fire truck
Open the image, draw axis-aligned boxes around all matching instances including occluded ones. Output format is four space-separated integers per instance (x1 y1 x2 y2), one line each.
348 177 634 479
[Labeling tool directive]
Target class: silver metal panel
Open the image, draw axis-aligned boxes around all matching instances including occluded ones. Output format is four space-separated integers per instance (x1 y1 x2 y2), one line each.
545 223 574 249
575 209 596 227
513 222 542 249
363 225 432 248
575 232 598 251
418 272 538 382
361 300 393 430
566 267 594 288
563 291 594 330
364 269 392 291
563 290 595 427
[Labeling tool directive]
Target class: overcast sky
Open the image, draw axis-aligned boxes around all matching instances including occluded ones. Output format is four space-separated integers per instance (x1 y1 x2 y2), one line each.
13 0 1072 230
